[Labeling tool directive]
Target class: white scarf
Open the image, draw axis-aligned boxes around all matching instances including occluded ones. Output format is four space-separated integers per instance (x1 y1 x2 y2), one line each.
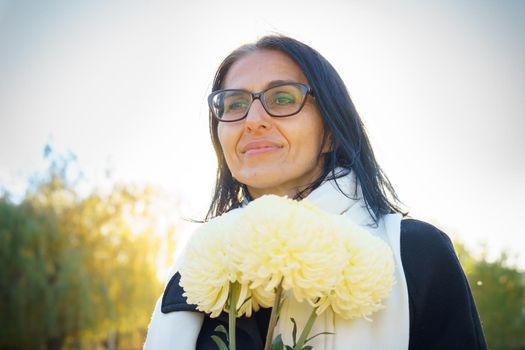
144 171 409 349
273 172 409 350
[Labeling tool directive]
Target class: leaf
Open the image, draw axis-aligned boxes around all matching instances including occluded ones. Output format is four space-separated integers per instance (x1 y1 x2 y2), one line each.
305 331 335 344
302 346 313 350
291 318 298 346
271 334 285 350
211 335 229 350
285 346 293 350
214 325 229 341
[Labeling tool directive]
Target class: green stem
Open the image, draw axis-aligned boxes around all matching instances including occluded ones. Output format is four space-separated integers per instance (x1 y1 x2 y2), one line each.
263 282 284 350
228 283 240 350
293 307 318 350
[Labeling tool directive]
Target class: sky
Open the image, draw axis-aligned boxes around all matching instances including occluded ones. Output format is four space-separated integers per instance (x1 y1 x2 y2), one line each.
0 0 524 267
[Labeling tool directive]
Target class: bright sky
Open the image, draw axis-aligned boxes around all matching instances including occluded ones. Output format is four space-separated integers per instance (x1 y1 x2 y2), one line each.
1 0 524 267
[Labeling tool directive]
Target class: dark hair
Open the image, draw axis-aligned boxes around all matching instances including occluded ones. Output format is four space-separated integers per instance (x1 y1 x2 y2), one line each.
206 35 404 223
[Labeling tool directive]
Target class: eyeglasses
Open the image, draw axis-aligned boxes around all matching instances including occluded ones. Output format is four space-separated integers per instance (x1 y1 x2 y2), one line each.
208 82 312 122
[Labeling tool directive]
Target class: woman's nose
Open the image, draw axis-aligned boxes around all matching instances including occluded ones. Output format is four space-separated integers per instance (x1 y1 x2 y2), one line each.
244 99 272 131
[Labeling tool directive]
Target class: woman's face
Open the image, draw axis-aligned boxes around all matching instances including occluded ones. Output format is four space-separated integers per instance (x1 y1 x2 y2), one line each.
217 49 330 199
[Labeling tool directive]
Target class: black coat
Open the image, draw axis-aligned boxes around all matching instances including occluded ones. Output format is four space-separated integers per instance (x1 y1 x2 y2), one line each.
161 219 487 350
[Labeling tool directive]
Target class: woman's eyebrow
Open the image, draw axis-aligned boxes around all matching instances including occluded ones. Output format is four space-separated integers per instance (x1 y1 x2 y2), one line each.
224 79 297 91
265 79 296 88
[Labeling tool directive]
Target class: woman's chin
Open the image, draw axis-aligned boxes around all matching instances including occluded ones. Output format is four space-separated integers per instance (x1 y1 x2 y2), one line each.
237 168 281 186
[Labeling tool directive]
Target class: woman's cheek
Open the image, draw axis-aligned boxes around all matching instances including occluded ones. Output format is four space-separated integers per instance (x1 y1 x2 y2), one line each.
218 126 239 167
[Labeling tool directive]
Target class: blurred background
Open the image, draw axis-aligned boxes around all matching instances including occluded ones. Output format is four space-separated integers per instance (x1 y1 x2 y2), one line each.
0 0 524 349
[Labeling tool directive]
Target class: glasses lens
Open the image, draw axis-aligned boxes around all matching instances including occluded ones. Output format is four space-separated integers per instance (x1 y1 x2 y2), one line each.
211 90 251 121
263 84 308 116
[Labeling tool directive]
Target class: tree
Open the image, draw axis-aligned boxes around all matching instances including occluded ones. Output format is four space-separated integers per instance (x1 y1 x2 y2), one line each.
456 242 525 349
0 150 177 349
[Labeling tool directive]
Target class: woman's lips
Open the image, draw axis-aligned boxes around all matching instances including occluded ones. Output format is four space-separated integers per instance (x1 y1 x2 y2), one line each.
241 141 282 156
245 146 278 155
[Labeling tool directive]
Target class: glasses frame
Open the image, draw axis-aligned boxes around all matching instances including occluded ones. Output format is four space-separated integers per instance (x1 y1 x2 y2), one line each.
208 82 313 122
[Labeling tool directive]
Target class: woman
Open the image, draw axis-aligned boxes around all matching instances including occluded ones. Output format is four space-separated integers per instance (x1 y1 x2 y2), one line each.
144 35 487 349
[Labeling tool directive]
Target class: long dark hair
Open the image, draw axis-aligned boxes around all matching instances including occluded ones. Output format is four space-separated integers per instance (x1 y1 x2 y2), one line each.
206 35 404 223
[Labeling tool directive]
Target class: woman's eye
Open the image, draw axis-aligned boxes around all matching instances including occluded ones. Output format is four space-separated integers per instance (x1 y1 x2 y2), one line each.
228 99 248 110
272 93 296 105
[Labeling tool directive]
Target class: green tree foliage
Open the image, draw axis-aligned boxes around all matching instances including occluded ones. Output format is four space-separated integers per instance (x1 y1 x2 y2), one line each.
456 243 525 349
0 152 177 349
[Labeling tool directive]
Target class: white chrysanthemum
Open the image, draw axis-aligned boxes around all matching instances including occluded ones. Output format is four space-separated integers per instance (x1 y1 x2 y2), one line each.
180 194 394 322
228 195 347 304
179 210 268 318
314 215 395 320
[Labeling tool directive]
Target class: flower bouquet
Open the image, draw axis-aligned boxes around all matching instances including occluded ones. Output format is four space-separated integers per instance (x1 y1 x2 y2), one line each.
180 195 395 350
